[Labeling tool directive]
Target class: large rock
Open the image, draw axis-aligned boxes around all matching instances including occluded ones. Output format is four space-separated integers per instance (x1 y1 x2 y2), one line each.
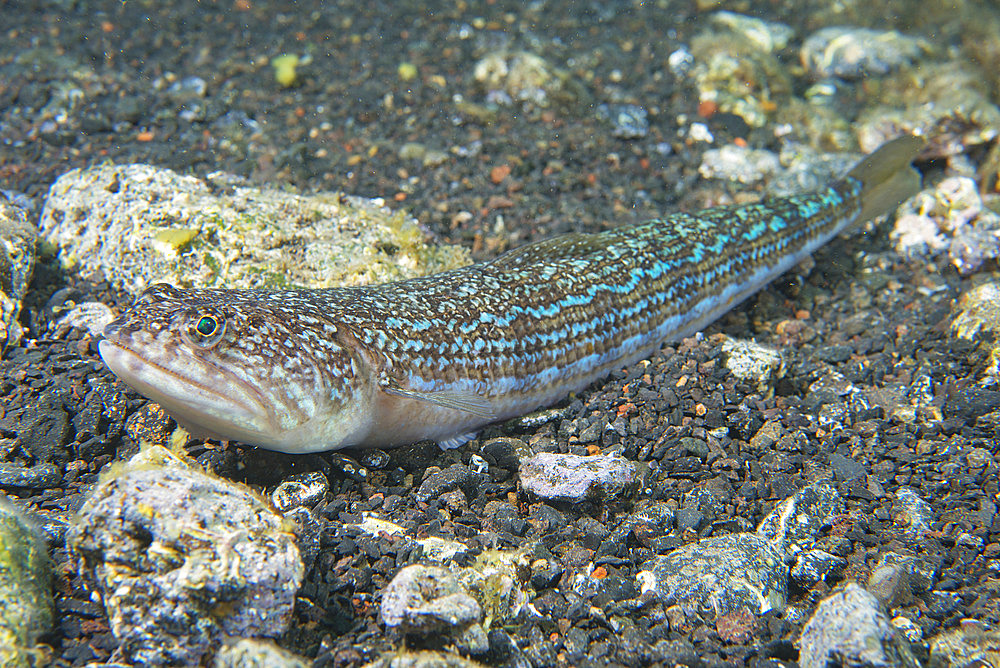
67 445 303 665
39 163 470 294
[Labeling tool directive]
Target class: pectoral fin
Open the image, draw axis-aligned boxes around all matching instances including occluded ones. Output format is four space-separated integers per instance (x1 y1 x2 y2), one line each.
380 377 497 420
437 431 479 451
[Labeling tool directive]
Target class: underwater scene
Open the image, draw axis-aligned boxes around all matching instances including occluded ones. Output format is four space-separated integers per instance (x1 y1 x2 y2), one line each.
1 0 999 665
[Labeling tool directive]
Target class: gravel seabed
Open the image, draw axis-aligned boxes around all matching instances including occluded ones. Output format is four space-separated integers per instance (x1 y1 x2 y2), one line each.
2 1 1000 666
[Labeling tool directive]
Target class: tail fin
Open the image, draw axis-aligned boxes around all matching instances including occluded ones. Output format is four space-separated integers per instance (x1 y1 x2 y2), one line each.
846 135 925 224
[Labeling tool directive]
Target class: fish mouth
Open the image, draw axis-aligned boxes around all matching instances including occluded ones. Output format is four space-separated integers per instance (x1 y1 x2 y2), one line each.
98 338 281 446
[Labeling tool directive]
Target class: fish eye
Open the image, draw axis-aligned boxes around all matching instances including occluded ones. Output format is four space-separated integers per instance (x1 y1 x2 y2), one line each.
184 312 226 348
196 316 217 336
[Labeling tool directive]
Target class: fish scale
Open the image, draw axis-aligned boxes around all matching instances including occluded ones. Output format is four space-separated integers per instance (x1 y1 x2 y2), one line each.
99 137 923 454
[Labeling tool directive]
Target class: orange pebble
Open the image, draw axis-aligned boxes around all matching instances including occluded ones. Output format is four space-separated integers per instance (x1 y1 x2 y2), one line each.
490 164 511 184
136 130 154 142
697 99 718 118
616 402 636 418
592 566 607 579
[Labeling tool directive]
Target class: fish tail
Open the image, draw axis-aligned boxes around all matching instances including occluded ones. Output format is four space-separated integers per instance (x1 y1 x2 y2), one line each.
845 134 925 224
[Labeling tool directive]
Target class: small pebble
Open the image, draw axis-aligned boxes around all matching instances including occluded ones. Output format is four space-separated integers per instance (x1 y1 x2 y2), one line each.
892 487 934 538
699 144 781 184
271 471 329 512
519 452 642 505
800 26 924 79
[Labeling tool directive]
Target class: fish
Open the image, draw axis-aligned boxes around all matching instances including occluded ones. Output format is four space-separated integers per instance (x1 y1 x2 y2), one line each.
99 136 924 454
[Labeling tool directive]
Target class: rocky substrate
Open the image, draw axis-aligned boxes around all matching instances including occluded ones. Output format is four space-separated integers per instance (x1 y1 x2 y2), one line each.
3 0 1000 666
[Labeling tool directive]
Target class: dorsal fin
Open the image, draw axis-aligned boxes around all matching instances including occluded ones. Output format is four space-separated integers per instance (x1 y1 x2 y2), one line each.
488 232 607 270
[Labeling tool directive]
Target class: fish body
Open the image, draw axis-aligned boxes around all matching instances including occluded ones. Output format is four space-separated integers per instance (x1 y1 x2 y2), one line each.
100 137 923 454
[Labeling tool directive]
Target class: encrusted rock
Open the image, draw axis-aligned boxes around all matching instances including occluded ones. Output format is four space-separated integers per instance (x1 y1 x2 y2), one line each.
50 301 116 339
380 564 488 655
271 471 329 512
709 11 793 53
362 650 488 668
893 176 1000 277
688 19 791 128
67 445 303 665
0 494 53 668
867 557 915 608
213 637 309 668
790 549 846 587
798 583 915 668
870 551 936 598
892 486 934 538
757 479 844 559
950 280 1000 386
473 50 578 108
722 338 784 394
857 63 1000 159
0 193 36 351
640 533 786 620
927 622 1000 668
699 145 782 184
39 163 470 295
459 547 531 630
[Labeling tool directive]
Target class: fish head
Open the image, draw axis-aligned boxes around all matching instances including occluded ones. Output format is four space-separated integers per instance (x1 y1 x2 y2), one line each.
99 283 376 453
